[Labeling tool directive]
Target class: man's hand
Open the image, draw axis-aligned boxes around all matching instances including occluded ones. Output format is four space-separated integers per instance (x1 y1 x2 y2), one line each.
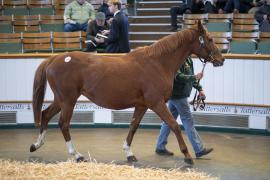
65 19 77 24
218 9 224 14
195 72 203 80
199 91 206 99
106 18 113 25
101 30 110 35
88 19 93 24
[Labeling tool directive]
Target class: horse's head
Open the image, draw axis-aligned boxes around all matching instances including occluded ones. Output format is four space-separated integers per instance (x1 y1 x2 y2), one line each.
192 20 225 67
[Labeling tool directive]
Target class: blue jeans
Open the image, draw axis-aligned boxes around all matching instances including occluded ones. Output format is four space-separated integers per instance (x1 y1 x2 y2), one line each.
224 0 240 13
64 22 88 32
223 0 250 13
156 98 204 154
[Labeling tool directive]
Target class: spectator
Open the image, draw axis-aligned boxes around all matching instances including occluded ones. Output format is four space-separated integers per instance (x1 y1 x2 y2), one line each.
255 0 270 32
99 0 130 53
204 0 226 13
85 12 110 52
169 0 205 31
223 0 254 13
248 0 265 14
98 0 114 21
120 0 129 16
155 57 213 158
64 0 96 32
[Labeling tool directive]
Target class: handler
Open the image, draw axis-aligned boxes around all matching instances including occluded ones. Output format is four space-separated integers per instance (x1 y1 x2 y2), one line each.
155 56 213 158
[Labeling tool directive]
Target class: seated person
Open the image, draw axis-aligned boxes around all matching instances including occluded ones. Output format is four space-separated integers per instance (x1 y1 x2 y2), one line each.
64 0 96 32
99 0 128 27
85 12 110 52
248 0 265 14
255 0 270 32
99 0 130 53
119 0 129 16
98 0 114 21
223 0 254 13
169 0 205 31
204 0 226 13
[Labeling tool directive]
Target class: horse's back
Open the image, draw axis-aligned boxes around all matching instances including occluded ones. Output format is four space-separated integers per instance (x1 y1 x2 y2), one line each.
45 52 145 108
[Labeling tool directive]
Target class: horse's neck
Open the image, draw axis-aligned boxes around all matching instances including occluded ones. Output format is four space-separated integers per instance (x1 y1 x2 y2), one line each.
157 45 192 77
157 29 197 76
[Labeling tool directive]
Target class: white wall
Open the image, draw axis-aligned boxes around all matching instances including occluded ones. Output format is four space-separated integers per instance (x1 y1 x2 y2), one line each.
0 58 88 101
192 59 270 105
0 56 269 129
0 57 269 105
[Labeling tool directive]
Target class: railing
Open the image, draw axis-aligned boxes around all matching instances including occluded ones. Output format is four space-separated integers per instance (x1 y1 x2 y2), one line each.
0 53 270 60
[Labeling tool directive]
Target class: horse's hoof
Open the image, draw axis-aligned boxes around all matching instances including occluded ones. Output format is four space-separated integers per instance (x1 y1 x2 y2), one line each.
127 155 137 163
30 144 36 152
184 157 194 165
76 156 87 163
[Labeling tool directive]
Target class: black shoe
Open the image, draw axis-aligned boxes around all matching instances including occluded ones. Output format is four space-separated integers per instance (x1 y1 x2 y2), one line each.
169 27 178 32
155 149 174 156
196 148 213 158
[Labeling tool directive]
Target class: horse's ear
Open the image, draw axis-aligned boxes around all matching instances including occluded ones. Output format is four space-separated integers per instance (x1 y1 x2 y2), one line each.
197 20 205 35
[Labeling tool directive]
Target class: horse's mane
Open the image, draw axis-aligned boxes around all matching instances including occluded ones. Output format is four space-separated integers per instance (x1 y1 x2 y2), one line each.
130 28 198 57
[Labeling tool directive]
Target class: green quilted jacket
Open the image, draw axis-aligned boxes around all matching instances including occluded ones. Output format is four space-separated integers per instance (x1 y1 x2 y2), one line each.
171 57 203 99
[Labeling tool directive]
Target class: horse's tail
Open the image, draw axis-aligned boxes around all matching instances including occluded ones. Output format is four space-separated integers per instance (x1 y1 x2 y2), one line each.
32 57 52 127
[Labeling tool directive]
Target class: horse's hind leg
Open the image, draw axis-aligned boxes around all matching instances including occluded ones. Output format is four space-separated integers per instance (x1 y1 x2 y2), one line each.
151 101 194 165
123 106 147 162
58 102 84 162
30 101 61 152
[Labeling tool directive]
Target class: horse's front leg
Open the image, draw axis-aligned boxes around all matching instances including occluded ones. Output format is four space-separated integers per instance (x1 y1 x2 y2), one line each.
59 103 85 162
151 100 194 165
123 106 147 162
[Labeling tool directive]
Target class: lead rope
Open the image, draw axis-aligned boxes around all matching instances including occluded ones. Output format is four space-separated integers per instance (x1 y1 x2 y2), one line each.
191 62 207 111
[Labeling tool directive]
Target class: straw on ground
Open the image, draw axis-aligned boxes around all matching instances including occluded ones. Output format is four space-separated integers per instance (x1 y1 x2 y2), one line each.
0 159 218 180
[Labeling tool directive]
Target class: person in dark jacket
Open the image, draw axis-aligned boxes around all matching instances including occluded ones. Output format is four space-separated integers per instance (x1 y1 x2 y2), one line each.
255 0 270 32
169 0 205 31
204 0 226 13
223 0 253 13
248 0 264 14
85 12 109 52
101 0 130 53
155 57 213 158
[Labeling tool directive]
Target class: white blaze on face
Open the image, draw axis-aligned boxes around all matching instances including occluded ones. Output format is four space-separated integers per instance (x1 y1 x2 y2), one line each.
64 56 71 62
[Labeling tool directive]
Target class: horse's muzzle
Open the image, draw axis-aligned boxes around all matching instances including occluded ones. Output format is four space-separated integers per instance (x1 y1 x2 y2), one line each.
213 57 225 67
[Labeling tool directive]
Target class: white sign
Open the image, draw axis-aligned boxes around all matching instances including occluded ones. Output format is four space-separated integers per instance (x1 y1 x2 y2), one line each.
195 105 270 116
0 103 269 116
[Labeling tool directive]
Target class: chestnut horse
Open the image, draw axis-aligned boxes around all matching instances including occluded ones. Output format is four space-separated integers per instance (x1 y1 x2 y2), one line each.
30 21 224 165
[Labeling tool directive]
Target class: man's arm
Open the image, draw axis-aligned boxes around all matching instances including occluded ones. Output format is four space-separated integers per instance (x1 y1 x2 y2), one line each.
175 70 197 82
88 5 96 22
86 22 96 41
193 79 203 92
64 4 73 24
255 6 266 23
105 18 120 43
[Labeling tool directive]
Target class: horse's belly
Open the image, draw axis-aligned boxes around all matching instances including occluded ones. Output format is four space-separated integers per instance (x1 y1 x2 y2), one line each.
83 84 143 110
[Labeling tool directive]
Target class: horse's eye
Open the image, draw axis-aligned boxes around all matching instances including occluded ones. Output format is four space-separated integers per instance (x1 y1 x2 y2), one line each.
209 38 213 42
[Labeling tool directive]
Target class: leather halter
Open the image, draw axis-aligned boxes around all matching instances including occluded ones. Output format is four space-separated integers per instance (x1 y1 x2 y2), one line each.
190 36 210 111
197 36 216 64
